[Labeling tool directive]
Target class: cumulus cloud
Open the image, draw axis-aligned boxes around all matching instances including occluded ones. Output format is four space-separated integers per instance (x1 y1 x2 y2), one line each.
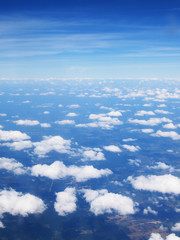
82 189 136 215
67 104 80 108
2 140 33 151
55 120 75 125
122 144 140 152
148 162 174 172
148 233 180 240
54 188 77 216
13 120 40 126
0 130 30 141
128 174 180 194
152 130 180 140
81 148 105 161
128 117 172 126
163 123 177 129
0 157 26 175
172 223 180 232
76 113 123 130
107 111 122 117
103 145 121 152
33 136 71 157
155 109 171 114
143 206 158 215
66 113 78 117
0 189 46 228
128 158 141 166
31 161 112 182
141 129 154 133
40 123 51 128
122 138 136 142
135 110 155 116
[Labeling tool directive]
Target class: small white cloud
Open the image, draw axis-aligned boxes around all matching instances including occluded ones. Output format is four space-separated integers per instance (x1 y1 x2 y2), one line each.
135 110 155 116
157 104 167 107
129 117 171 126
0 189 46 227
155 109 171 114
54 188 77 216
82 189 136 215
148 162 174 172
172 223 180 232
31 161 112 182
141 129 154 133
2 140 33 151
103 145 121 152
128 159 141 166
0 157 26 175
55 120 75 125
152 130 180 140
0 113 7 117
122 138 136 142
58 104 63 107
107 111 122 117
43 111 50 114
66 113 78 117
128 174 180 194
81 148 105 161
0 130 30 141
143 206 158 215
13 120 40 126
33 136 71 157
122 144 140 152
40 123 51 128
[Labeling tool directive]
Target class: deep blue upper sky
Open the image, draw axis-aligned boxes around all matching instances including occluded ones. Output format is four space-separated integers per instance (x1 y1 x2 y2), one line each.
0 0 180 80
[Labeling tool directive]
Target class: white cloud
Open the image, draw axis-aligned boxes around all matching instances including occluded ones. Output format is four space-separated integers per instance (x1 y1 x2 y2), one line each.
122 138 136 142
172 223 180 232
122 144 140 152
81 148 105 161
82 189 136 215
155 109 171 114
33 136 72 157
128 174 180 194
13 120 40 126
128 158 141 166
55 120 75 125
0 157 26 175
58 104 63 107
143 206 158 215
1 140 33 151
148 162 174 172
163 123 177 129
107 111 122 117
40 123 51 128
54 188 77 216
0 113 7 117
43 111 50 114
66 112 78 117
0 130 30 141
157 104 167 107
0 189 46 228
31 161 112 182
152 130 180 140
148 233 180 240
129 117 171 126
135 110 155 116
141 129 154 133
103 145 121 152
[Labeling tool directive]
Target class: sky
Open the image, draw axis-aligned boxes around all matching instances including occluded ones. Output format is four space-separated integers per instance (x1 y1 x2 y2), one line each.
0 0 180 80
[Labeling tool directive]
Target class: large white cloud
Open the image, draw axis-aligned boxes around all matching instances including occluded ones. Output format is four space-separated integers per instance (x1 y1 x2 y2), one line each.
31 161 112 182
33 136 72 157
148 233 180 240
128 174 180 194
0 189 46 228
152 130 180 140
82 189 136 215
128 117 172 126
0 130 30 141
0 157 26 175
172 223 180 232
13 120 40 126
163 123 177 129
54 188 77 216
103 145 121 152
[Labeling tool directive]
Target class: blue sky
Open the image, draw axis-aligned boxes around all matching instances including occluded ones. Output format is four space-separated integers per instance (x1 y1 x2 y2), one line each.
0 0 180 80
